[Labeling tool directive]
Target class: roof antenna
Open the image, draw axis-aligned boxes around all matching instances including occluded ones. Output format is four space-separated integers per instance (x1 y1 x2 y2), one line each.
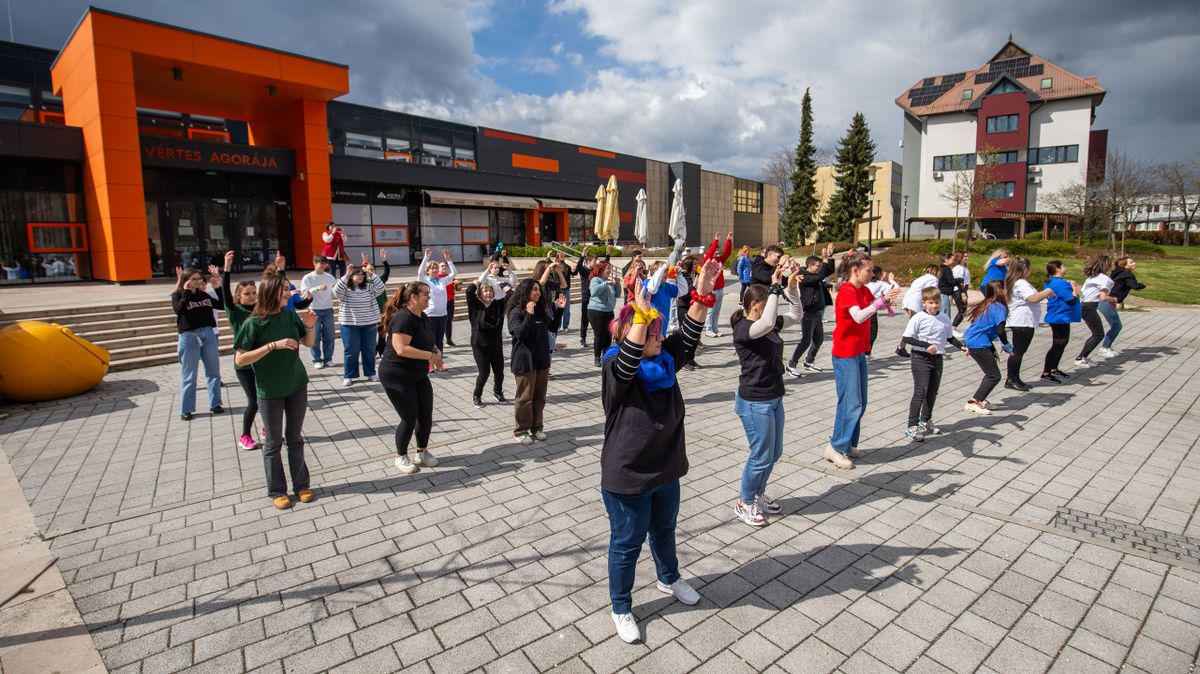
1008 32 1013 42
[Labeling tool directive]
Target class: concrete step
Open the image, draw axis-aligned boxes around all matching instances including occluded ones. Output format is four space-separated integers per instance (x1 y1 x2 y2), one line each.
106 333 235 361
109 346 235 373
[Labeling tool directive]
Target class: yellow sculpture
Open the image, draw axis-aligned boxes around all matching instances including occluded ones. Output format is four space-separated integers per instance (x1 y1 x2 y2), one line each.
0 321 109 402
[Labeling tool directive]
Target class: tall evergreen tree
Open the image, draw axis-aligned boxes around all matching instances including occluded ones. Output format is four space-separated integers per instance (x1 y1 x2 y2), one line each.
781 88 820 245
819 112 877 242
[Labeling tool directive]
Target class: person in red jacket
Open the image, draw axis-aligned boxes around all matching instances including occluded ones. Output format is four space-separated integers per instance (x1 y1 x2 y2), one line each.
702 232 734 337
321 223 347 278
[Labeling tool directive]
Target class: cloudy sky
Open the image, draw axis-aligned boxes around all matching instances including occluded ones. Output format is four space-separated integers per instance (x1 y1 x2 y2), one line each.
10 0 1199 177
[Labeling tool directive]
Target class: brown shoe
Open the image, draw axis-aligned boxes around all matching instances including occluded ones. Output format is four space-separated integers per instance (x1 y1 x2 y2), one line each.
296 488 315 504
823 445 854 470
272 495 293 510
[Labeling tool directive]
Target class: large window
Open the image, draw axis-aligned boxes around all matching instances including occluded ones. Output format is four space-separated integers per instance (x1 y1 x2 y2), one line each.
734 179 762 213
986 114 1019 133
988 150 1020 165
490 209 526 246
345 131 384 159
933 154 976 172
983 182 1016 200
1028 145 1079 165
568 212 594 242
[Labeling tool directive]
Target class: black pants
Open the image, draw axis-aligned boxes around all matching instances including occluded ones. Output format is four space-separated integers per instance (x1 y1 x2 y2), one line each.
952 291 968 327
234 367 259 437
379 364 433 455
259 388 309 497
1007 326 1035 383
868 314 879 354
908 351 943 426
969 347 1002 402
472 344 504 398
1044 323 1071 374
789 311 823 366
1078 302 1103 359
589 309 614 361
445 300 455 343
579 291 591 343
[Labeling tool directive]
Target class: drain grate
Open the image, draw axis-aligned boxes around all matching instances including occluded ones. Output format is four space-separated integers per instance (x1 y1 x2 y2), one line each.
1054 507 1200 565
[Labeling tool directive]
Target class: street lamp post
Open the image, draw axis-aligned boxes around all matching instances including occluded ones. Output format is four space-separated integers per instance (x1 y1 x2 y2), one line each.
866 164 878 252
902 194 909 242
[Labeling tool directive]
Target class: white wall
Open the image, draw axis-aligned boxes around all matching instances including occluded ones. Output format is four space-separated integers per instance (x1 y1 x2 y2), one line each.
1027 98 1093 210
919 113 977 218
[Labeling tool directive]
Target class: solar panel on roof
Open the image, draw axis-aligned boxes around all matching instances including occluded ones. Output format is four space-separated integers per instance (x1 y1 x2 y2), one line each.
923 77 936 86
942 72 966 85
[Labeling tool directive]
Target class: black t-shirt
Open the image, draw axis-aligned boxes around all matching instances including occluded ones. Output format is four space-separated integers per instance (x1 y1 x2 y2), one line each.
466 287 505 350
382 308 435 371
600 314 703 494
732 318 785 400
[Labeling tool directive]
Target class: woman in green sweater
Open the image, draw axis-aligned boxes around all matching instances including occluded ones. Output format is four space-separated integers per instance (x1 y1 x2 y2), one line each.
235 265 319 510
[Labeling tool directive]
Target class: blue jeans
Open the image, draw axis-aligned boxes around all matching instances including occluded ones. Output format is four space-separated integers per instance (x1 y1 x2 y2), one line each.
830 354 868 453
940 293 951 316
1098 301 1122 348
734 394 784 503
705 288 725 333
602 480 681 614
310 308 335 364
340 324 377 379
561 289 571 330
177 327 222 414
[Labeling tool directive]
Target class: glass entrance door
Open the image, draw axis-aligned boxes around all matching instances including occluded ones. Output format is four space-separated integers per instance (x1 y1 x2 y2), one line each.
163 199 229 271
230 199 292 271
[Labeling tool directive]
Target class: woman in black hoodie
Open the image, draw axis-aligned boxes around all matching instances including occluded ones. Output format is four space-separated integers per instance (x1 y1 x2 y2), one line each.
466 282 507 409
1110 256 1146 308
507 279 562 445
937 252 960 317
172 265 225 421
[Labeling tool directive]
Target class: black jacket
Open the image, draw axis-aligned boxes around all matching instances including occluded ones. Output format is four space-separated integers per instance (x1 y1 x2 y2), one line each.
508 305 552 373
797 258 835 311
937 264 960 295
1109 269 1145 303
466 285 505 350
750 256 775 287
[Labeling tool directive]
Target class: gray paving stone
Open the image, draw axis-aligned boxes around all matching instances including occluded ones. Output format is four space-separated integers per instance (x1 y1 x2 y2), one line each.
926 628 992 673
425 634 498 674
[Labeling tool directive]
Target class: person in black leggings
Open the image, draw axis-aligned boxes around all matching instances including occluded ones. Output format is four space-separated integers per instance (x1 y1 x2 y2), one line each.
379 282 442 474
466 282 507 408
1003 256 1055 391
586 260 620 366
576 249 597 347
1040 261 1080 383
221 251 261 450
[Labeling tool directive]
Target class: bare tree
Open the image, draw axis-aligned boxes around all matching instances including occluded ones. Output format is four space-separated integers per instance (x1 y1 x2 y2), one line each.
937 146 1002 253
760 145 835 227
1093 148 1153 252
1158 157 1200 245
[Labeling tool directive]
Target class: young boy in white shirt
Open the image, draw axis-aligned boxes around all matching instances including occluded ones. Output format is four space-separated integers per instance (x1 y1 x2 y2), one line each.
901 287 966 441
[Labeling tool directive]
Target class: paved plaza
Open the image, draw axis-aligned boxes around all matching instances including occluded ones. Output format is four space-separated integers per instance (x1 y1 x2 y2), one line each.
2 300 1200 673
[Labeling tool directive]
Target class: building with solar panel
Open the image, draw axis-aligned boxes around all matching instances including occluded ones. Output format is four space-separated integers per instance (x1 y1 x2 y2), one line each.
895 39 1108 240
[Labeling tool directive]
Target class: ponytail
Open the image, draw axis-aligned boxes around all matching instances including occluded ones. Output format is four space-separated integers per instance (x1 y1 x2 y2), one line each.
731 284 769 330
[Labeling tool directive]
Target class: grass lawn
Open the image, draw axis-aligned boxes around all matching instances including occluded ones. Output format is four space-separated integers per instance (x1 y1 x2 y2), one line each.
875 243 1200 305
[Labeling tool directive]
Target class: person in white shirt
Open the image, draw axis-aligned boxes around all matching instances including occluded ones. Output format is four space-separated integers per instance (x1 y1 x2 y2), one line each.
476 259 516 301
417 248 457 371
896 264 940 358
1004 256 1055 391
865 265 899 359
300 255 336 368
951 253 971 331
1075 254 1117 366
900 287 966 442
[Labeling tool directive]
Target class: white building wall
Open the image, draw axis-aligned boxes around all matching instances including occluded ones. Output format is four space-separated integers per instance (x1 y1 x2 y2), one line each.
919 113 977 219
900 115 923 219
1027 98 1093 210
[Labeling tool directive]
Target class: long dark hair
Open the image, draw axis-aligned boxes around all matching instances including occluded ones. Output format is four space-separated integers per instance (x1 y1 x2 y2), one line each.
1046 260 1064 282
252 265 289 318
344 264 367 291
505 278 541 316
967 280 1008 322
730 284 769 329
381 281 427 333
175 266 203 293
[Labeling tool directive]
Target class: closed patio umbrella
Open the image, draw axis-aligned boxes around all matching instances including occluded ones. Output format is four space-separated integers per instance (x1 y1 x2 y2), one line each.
668 179 686 244
593 184 608 240
634 188 648 245
600 174 620 243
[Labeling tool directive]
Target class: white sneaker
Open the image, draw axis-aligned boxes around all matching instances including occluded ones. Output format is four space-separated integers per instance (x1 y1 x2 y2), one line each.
964 400 992 415
735 499 767 527
313 362 325 369
802 361 823 373
758 493 782 514
1097 347 1116 358
368 375 379 382
534 430 547 441
823 445 854 469
657 578 700 605
611 612 640 644
1074 357 1092 368
785 364 802 377
518 434 534 445
394 455 418 474
413 450 438 467
703 330 718 338
342 378 353 386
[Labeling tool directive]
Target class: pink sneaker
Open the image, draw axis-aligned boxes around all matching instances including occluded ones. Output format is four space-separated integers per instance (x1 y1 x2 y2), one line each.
238 434 259 450
428 364 435 373
439 363 448 372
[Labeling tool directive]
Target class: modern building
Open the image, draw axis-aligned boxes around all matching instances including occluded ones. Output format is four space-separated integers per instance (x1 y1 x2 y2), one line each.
0 8 776 284
1127 195 1200 233
896 40 1108 239
812 160 902 243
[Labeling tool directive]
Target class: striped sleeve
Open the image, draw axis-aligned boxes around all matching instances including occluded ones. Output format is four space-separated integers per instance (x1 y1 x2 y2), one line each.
612 338 644 383
338 288 382 325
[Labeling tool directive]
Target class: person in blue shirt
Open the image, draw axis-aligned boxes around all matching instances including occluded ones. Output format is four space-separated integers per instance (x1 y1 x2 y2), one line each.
736 245 753 303
642 241 687 337
1040 260 1080 383
962 280 1012 415
981 248 1010 286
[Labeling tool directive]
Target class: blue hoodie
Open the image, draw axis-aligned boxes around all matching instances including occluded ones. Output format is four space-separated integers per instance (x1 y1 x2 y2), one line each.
982 257 1006 285
1043 276 1081 324
736 255 752 285
964 302 1008 349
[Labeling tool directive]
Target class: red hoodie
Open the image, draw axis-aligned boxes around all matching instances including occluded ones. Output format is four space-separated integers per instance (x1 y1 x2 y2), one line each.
701 236 733 290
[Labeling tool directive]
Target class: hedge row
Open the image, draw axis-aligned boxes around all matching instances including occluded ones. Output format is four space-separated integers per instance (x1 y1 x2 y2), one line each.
926 238 1076 257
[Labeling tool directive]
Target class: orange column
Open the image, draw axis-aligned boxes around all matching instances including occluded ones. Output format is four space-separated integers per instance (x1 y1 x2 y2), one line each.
53 25 149 282
526 210 539 246
249 98 333 265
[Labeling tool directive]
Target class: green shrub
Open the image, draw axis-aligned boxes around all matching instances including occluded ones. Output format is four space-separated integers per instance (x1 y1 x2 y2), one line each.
926 239 1075 257
1081 239 1164 256
1123 230 1189 246
1024 231 1043 240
